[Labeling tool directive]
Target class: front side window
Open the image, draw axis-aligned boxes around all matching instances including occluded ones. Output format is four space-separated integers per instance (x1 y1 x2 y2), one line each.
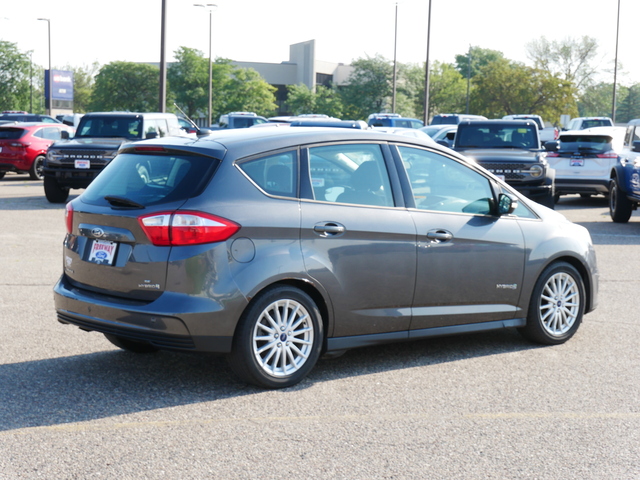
308 144 393 207
238 151 297 198
398 146 494 215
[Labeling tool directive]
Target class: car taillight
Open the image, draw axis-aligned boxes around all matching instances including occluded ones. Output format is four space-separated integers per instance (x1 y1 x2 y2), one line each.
65 202 73 233
596 153 618 159
546 152 559 157
138 211 240 246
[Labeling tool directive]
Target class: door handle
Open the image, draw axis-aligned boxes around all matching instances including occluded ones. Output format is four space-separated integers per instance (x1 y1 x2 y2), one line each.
426 229 453 243
313 222 346 237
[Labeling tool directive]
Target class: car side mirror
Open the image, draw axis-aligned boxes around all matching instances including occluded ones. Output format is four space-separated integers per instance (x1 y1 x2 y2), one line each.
145 131 158 139
633 140 640 152
61 130 70 140
498 193 517 215
436 140 450 147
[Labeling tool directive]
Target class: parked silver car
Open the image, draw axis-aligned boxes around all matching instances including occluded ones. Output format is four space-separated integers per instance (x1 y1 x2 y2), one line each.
54 128 599 388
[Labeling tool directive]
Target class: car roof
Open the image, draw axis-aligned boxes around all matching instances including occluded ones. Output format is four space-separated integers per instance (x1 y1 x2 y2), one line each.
122 126 448 162
459 120 536 126
0 121 70 128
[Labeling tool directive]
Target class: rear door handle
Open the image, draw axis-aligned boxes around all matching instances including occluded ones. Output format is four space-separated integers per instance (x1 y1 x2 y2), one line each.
313 222 346 237
426 229 453 243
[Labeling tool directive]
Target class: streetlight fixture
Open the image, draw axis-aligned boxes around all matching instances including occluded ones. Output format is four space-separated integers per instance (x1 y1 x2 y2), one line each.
37 17 51 116
194 3 217 127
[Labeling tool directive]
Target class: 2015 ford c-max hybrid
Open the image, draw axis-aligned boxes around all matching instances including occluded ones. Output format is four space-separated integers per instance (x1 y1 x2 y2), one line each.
54 127 598 388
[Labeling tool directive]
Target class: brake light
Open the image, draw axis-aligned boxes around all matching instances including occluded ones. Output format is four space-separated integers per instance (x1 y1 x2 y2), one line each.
65 202 73 233
138 211 240 246
134 146 167 152
596 153 618 159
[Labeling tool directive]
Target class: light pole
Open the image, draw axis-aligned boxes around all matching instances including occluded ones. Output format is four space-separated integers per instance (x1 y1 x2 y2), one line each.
194 3 216 127
612 0 620 122
159 0 167 113
37 18 51 116
392 2 398 113
423 0 432 125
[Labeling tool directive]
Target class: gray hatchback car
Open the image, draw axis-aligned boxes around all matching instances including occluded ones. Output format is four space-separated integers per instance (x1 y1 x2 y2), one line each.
54 127 599 388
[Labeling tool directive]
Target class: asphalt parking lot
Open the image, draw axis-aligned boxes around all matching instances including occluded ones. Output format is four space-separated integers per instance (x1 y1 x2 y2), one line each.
1 173 639 479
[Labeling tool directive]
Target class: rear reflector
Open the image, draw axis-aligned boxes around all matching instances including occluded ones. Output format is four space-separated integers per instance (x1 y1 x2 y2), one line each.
138 211 240 246
65 202 74 234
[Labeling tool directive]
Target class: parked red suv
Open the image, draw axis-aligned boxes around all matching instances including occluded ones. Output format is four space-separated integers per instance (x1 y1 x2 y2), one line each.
0 122 73 180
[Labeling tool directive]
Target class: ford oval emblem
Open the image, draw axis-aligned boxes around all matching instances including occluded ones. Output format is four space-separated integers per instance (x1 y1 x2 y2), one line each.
91 227 105 238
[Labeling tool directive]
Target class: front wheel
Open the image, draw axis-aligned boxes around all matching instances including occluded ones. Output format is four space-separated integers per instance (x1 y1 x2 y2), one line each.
44 176 70 203
609 177 633 223
229 286 323 389
519 262 585 345
29 155 46 180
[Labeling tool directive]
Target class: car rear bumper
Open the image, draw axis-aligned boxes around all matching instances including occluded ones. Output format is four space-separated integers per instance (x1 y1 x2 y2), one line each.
54 274 239 353
554 178 610 195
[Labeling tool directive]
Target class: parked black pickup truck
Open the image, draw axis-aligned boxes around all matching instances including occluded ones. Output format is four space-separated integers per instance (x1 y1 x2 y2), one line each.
452 120 556 208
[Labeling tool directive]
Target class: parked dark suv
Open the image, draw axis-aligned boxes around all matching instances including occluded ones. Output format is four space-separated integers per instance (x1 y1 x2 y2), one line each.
54 128 598 388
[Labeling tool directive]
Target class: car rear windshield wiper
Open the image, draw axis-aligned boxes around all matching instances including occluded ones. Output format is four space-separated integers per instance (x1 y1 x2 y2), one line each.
104 195 145 209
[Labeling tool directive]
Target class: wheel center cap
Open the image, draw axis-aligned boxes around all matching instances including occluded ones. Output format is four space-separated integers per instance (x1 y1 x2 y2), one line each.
280 333 288 342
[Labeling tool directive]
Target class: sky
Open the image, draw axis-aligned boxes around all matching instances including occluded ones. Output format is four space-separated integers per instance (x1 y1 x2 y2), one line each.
1 0 638 86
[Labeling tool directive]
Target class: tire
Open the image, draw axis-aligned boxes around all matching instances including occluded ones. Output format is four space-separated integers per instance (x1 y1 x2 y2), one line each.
0 172 5 180
44 176 70 203
538 190 555 209
609 177 633 223
519 262 585 345
104 334 159 353
29 155 45 180
229 285 323 389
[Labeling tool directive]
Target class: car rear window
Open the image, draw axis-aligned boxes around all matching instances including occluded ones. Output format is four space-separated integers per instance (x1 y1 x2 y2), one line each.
0 128 26 139
81 152 219 207
558 135 613 152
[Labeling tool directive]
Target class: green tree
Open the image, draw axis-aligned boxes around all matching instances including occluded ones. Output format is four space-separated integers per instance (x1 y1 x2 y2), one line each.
285 84 316 115
526 36 599 91
0 41 35 112
471 58 577 124
340 54 393 119
426 61 467 120
285 84 344 118
167 47 210 118
89 61 160 112
613 84 640 123
455 47 505 79
63 62 99 113
216 65 277 118
578 82 617 118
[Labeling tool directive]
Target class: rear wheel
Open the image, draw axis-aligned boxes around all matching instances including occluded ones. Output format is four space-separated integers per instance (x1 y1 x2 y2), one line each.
29 155 45 180
519 262 585 345
229 286 323 389
104 334 159 353
44 176 70 203
609 177 633 223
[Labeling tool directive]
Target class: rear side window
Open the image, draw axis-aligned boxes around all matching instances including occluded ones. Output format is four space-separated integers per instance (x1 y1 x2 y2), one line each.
35 127 62 140
81 153 218 206
308 144 393 207
237 151 297 197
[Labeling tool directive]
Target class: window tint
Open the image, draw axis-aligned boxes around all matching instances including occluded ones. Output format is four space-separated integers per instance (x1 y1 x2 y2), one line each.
398 146 493 215
81 153 218 207
558 135 613 153
238 151 297 197
309 144 393 207
456 125 537 149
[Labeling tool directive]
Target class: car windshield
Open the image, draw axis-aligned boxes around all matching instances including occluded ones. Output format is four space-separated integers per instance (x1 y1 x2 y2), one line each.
456 125 537 149
76 116 144 139
558 135 613 153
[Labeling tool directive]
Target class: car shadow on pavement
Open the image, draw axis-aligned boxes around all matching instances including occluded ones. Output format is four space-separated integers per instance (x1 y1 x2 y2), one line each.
0 328 538 432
